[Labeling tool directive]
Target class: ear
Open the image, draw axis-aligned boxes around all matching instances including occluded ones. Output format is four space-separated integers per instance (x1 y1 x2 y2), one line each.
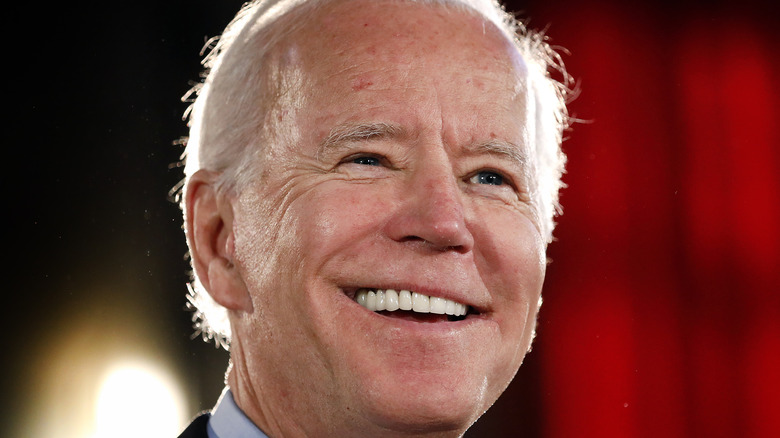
185 170 253 313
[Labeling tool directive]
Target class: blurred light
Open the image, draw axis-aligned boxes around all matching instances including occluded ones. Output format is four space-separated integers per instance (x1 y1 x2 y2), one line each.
94 362 186 438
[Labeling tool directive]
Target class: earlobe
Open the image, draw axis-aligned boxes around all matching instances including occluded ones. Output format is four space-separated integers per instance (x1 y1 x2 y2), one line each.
186 170 253 313
206 257 254 312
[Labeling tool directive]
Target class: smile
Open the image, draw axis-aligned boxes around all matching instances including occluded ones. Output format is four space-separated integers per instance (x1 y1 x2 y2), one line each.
354 288 470 320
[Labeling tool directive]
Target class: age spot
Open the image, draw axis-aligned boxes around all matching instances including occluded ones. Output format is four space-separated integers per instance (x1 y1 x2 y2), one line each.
352 77 374 91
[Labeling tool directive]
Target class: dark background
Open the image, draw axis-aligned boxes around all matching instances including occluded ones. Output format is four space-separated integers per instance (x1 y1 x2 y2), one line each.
6 0 779 437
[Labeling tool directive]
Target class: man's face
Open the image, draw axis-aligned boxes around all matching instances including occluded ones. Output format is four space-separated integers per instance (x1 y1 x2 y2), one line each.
226 1 546 435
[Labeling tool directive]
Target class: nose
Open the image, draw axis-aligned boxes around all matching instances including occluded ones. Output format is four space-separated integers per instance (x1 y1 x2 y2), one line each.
384 162 474 253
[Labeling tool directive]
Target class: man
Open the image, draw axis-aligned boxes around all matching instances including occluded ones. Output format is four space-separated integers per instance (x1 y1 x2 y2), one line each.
178 0 570 436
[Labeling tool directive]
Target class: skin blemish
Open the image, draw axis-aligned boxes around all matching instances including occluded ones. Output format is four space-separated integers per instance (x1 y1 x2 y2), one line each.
351 77 374 91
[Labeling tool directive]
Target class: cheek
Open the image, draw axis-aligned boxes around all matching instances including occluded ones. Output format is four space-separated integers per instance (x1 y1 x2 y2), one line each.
464 210 546 395
230 184 318 318
474 210 546 318
294 182 397 269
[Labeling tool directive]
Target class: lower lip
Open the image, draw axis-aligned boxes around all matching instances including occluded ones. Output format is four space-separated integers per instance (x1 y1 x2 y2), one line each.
375 310 454 323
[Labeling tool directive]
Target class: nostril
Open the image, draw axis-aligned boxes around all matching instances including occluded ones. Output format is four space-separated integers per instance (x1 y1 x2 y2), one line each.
399 234 469 253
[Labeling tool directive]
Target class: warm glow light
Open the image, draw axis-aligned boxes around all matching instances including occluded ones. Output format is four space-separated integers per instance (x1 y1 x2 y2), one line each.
94 362 186 438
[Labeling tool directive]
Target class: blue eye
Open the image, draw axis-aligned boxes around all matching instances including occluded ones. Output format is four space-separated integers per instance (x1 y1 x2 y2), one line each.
471 171 504 186
352 156 381 166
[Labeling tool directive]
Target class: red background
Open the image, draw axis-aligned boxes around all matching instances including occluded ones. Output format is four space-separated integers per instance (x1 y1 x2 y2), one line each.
476 1 780 436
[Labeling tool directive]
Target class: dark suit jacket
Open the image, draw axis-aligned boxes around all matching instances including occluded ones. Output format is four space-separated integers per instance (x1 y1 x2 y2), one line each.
178 413 210 438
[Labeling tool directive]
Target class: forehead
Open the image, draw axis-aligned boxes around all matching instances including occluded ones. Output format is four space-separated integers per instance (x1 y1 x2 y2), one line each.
261 0 531 147
288 0 526 74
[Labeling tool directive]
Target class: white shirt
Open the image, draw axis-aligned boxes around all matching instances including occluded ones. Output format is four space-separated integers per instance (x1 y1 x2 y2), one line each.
207 387 269 438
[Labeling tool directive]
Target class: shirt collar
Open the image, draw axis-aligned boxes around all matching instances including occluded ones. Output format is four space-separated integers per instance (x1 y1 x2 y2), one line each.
207 387 269 438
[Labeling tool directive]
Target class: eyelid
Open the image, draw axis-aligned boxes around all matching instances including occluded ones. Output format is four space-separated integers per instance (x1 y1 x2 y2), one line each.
342 151 382 162
470 170 503 186
466 167 514 187
339 152 395 169
465 167 532 204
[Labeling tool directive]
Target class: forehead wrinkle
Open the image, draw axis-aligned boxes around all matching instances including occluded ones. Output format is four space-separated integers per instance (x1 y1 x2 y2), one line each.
320 59 379 82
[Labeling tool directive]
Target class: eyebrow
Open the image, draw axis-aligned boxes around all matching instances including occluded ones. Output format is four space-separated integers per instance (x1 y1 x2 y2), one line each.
316 122 529 174
469 140 529 174
317 122 403 160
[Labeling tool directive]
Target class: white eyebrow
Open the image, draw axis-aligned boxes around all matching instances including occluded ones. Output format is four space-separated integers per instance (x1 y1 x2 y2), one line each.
317 122 403 160
470 140 529 173
316 122 529 175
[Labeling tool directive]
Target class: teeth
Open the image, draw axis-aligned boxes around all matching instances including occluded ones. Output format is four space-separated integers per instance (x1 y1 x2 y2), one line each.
366 290 377 310
399 290 412 310
445 299 457 315
354 288 469 317
412 292 429 312
375 290 386 311
385 289 399 311
430 297 446 314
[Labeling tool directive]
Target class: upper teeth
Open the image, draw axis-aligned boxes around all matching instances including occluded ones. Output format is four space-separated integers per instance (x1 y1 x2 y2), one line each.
354 288 468 316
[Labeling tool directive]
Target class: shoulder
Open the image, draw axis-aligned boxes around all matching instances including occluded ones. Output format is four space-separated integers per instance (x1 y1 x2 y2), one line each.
177 413 211 438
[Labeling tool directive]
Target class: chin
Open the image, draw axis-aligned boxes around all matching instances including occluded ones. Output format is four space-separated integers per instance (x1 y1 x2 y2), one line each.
349 367 495 436
364 403 479 436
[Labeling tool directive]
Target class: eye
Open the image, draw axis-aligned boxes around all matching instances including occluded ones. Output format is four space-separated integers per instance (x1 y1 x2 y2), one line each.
469 170 504 186
350 155 382 166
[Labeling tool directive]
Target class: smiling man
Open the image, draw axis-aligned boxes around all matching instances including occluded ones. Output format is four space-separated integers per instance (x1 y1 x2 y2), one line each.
177 0 569 436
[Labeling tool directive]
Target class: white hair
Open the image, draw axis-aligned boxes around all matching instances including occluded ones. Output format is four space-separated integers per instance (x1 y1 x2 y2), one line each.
179 0 572 346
